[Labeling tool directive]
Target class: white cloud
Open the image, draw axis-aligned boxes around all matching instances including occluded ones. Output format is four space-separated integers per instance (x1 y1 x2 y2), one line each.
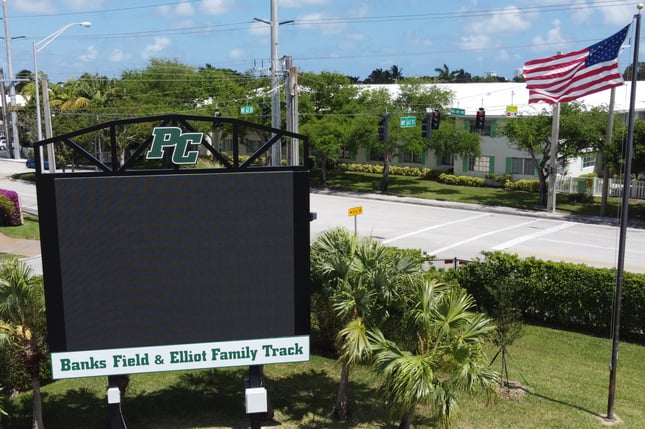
298 12 346 35
602 4 635 26
249 21 271 36
13 0 55 13
142 37 171 60
156 1 195 18
199 0 235 15
457 34 492 51
531 19 567 51
229 48 246 60
280 0 328 7
63 0 105 9
108 48 131 63
469 6 531 34
79 45 98 62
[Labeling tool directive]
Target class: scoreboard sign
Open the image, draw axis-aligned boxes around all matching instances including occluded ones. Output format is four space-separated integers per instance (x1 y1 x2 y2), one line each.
35 115 311 379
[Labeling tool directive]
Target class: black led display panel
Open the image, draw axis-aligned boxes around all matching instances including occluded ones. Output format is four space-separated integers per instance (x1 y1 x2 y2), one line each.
39 170 310 352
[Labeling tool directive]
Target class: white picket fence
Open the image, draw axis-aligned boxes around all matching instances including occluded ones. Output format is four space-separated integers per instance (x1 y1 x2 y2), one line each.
555 176 645 200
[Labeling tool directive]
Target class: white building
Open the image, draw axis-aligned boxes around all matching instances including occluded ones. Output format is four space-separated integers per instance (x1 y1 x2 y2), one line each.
345 82 645 179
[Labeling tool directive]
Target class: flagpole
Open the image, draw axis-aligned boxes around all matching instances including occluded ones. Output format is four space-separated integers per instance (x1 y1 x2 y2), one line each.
547 101 560 212
607 4 641 421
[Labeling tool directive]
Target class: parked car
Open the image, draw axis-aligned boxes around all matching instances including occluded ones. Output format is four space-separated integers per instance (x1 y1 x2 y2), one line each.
26 159 61 169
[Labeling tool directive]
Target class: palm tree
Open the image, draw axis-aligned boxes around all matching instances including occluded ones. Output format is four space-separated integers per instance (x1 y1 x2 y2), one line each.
0 258 47 429
311 228 421 421
370 279 498 429
434 64 453 82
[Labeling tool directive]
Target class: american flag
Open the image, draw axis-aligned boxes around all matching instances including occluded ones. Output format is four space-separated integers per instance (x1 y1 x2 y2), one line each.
523 25 630 104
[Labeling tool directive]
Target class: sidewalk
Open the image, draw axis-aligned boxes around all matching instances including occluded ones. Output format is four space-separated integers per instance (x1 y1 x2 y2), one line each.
0 231 41 257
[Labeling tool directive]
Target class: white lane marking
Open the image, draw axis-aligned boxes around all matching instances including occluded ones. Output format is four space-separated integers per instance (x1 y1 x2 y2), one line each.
491 222 575 250
429 219 542 255
382 213 490 244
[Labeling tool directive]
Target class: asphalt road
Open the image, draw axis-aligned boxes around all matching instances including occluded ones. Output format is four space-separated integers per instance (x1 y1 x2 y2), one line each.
310 190 645 273
2 158 645 274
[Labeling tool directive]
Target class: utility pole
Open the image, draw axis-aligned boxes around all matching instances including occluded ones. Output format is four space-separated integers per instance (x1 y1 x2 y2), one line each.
254 0 293 167
2 0 21 159
269 0 281 166
284 55 299 165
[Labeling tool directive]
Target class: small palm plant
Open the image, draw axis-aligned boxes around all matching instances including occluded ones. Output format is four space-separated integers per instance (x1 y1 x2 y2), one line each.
370 279 498 429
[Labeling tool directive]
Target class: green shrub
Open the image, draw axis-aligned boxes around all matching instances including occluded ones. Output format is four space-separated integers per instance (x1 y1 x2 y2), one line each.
505 179 540 192
449 251 645 343
337 162 432 177
438 173 485 187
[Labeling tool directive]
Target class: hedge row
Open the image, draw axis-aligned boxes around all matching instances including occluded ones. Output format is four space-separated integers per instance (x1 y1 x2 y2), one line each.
337 163 432 177
448 251 645 343
438 173 485 187
0 189 22 226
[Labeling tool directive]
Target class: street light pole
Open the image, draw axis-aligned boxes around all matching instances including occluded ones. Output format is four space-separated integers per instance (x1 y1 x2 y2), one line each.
2 0 21 159
33 21 91 172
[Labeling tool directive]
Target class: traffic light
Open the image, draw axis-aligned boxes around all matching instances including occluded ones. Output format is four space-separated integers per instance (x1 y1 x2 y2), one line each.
378 114 390 141
431 109 441 130
213 109 222 128
475 107 486 130
261 103 270 120
421 112 431 138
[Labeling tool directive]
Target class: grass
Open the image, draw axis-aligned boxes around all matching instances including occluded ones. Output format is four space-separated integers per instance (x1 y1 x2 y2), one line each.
319 171 645 222
3 326 645 428
3 169 645 427
0 215 40 240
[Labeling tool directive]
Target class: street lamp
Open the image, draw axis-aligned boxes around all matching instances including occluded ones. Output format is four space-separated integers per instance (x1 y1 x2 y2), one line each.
33 21 91 172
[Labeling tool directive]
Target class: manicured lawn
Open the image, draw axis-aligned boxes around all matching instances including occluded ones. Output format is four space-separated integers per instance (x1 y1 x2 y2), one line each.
0 215 40 240
4 325 644 428
319 171 645 222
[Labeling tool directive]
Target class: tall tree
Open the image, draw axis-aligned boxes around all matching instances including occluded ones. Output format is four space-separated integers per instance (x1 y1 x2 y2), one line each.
299 72 359 185
501 102 619 207
352 84 453 191
0 259 47 429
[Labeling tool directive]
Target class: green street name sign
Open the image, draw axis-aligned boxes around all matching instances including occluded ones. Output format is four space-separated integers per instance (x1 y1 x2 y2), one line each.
240 105 254 114
450 108 465 116
400 116 416 128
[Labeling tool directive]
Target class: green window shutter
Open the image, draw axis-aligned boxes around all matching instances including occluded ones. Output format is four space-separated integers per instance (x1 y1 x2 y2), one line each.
462 157 469 171
420 151 427 165
505 157 512 174
490 120 497 137
489 156 495 174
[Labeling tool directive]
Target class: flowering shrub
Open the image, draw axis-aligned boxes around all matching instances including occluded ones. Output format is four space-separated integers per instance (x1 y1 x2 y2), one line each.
0 189 22 226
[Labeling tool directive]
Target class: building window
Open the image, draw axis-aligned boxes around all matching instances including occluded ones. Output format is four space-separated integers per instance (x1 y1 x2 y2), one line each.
468 156 490 172
582 152 597 168
470 121 491 136
369 150 384 162
511 157 537 175
401 151 421 164
339 145 351 159
440 153 454 166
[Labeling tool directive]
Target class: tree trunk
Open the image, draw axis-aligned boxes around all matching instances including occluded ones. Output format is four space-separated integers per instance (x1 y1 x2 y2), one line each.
398 408 415 429
321 155 328 188
538 171 548 207
380 159 391 192
333 359 350 421
31 374 44 429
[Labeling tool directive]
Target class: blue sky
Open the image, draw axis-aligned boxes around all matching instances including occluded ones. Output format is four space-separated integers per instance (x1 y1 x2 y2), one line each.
2 0 641 83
